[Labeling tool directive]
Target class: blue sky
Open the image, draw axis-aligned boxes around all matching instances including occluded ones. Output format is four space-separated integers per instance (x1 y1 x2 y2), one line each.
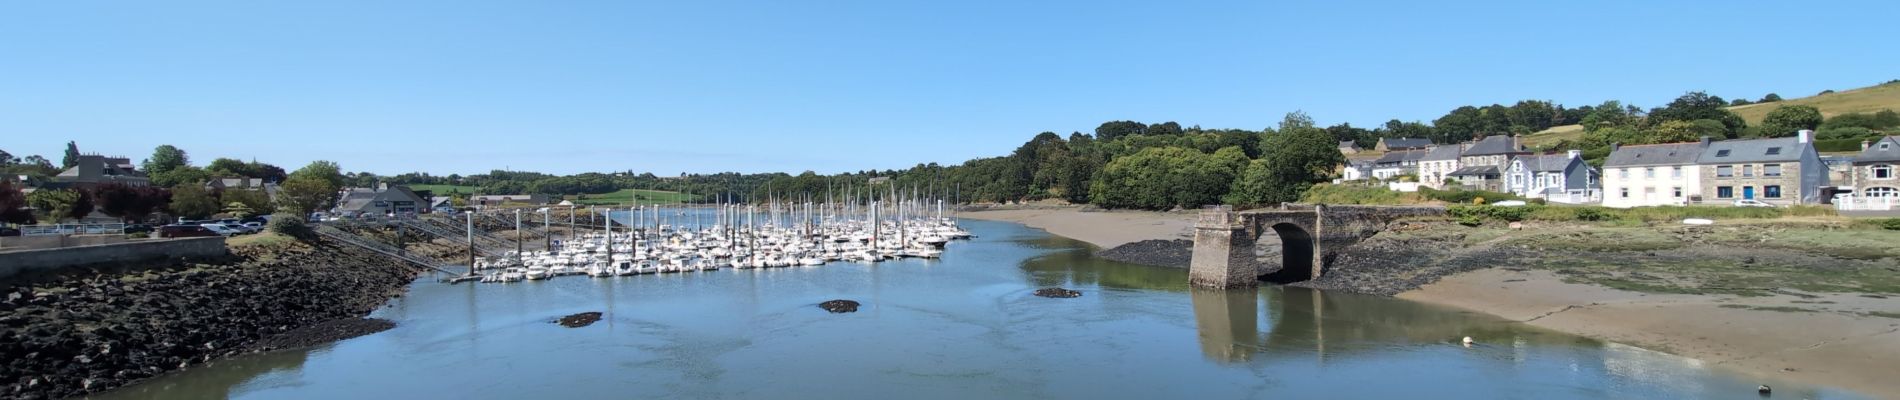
3 1 1895 176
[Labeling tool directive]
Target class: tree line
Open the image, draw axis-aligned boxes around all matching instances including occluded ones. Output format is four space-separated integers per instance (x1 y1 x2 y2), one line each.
0 142 348 224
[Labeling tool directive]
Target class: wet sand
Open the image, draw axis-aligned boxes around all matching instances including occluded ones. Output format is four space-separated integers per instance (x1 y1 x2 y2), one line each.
958 207 1195 249
1402 269 1900 398
961 206 1900 398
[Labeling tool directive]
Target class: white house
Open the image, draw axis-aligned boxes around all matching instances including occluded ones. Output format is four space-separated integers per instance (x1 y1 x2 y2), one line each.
1370 149 1424 180
1416 145 1462 189
1601 140 1708 208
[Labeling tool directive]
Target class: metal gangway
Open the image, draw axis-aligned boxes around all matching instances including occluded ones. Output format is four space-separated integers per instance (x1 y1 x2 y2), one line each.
395 218 512 257
313 225 460 274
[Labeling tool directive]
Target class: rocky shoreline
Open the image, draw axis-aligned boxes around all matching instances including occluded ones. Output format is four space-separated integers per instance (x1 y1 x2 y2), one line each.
0 237 421 399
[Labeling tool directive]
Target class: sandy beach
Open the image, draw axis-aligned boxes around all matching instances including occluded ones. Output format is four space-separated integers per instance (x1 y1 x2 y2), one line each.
958 206 1197 249
961 205 1900 398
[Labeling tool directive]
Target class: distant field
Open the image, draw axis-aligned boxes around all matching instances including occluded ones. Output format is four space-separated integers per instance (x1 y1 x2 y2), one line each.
406 184 480 195
566 189 699 205
1729 82 1900 124
1521 124 1585 148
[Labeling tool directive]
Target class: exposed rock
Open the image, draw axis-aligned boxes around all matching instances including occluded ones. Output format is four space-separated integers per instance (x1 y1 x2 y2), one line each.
244 318 395 352
818 300 860 313
1034 287 1082 298
555 312 603 328
1097 239 1193 268
0 236 422 399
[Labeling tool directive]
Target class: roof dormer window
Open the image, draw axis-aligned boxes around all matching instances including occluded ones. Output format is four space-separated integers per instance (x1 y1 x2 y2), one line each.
1715 149 1731 157
1765 147 1781 155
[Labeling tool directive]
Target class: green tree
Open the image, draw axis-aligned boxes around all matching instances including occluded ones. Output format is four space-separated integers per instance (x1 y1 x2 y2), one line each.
220 188 272 215
290 160 346 188
142 145 190 175
1094 121 1148 141
1648 91 1746 137
167 185 220 219
1758 93 1782 103
276 175 339 214
26 189 92 222
1087 146 1245 210
1649 120 1724 143
150 165 211 188
205 158 253 177
62 141 80 169
1757 105 1824 138
1225 117 1344 206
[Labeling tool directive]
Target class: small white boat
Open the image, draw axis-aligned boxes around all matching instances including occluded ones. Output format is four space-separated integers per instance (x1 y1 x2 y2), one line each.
1682 218 1715 225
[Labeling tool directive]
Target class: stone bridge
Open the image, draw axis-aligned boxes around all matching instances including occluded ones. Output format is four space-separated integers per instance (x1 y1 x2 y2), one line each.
1189 204 1444 288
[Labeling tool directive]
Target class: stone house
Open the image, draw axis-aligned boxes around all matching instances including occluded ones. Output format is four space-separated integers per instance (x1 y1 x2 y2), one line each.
1373 137 1432 152
1849 136 1899 199
1696 131 1827 205
1369 149 1424 180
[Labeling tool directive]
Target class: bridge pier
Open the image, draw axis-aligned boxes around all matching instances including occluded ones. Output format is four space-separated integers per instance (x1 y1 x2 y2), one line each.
1190 206 1256 289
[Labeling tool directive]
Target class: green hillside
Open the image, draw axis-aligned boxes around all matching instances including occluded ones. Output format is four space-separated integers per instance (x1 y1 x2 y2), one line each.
1728 82 1900 124
565 189 699 205
1522 81 1900 147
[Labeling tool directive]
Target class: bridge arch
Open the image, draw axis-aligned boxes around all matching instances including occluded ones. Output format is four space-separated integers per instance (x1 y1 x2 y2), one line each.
1190 204 1444 289
1259 222 1317 284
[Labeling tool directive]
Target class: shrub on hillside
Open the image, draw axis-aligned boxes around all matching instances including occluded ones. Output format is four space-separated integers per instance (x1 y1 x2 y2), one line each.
1421 188 1524 204
268 212 314 239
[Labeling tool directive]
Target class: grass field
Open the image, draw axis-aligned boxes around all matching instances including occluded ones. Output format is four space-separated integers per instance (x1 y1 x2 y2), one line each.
565 189 699 205
1520 124 1585 148
1516 81 1900 148
1729 81 1900 124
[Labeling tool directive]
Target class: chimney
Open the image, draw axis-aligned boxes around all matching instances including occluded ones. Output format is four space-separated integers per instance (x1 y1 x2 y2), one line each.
1797 129 1813 144
1865 140 1875 151
377 181 389 191
1610 142 1621 152
1699 136 1712 146
1566 149 1581 160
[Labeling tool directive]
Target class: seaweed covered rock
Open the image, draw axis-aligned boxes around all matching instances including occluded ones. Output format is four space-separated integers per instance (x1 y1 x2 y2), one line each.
555 312 603 328
1034 288 1082 298
818 300 860 313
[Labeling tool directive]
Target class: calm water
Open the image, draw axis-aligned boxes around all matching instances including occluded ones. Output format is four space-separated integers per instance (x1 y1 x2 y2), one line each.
94 218 1864 399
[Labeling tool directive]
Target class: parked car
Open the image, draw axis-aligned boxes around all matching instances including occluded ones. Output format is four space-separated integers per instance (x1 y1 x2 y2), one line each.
221 222 257 234
0 227 20 237
243 222 265 231
199 224 243 237
1733 199 1777 208
123 224 154 234
241 216 269 225
157 225 219 238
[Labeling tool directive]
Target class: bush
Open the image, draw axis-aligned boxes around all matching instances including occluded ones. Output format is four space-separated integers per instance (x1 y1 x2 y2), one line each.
267 212 314 239
1298 184 1419 205
1447 205 1530 222
1573 207 1613 221
1421 187 1524 204
1881 218 1900 231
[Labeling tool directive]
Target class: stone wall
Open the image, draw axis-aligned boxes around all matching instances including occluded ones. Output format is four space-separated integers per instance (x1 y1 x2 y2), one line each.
0 238 228 281
0 235 127 251
1191 205 1444 289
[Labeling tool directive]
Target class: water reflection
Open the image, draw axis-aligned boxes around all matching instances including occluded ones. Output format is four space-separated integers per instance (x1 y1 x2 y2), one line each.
1189 288 1259 363
88 347 311 400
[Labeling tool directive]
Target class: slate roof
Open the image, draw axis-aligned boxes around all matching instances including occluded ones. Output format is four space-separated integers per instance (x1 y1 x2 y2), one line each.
1515 154 1574 173
1421 145 1462 161
1698 137 1805 164
1604 142 1706 167
1380 137 1433 150
1372 149 1428 166
1461 135 1522 156
1856 136 1900 164
1448 165 1501 177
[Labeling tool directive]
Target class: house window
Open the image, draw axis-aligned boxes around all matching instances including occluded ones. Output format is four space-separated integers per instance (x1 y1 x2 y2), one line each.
1620 187 1630 198
1765 147 1781 156
1717 165 1733 178
1742 165 1754 177
1876 165 1895 180
1882 143 1892 151
1671 166 1682 178
1619 168 1629 179
1645 187 1656 197
1645 167 1655 178
1764 185 1783 199
1764 164 1782 177
1717 186 1734 199
1867 187 1900 198
1672 186 1682 198
1716 149 1731 157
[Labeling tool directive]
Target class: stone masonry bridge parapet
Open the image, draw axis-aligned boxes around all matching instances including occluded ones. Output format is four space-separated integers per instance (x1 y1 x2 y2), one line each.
1189 204 1445 289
